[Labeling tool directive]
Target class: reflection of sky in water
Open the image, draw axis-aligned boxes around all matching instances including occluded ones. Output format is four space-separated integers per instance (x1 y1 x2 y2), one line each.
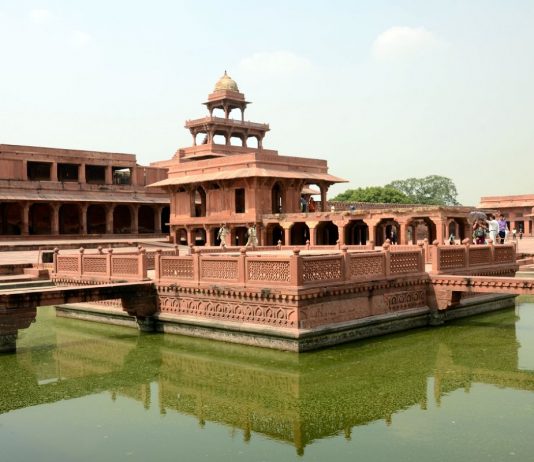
516 302 534 371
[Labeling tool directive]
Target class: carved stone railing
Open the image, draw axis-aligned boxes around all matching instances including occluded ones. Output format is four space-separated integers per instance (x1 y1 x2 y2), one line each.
52 247 148 283
192 242 374 254
155 246 425 288
430 243 516 274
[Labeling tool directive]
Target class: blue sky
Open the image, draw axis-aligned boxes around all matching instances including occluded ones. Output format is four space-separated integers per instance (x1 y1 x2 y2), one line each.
1 0 533 204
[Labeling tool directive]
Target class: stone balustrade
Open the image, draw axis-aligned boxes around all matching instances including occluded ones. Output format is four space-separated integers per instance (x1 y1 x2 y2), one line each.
155 246 425 288
52 247 149 283
430 243 516 274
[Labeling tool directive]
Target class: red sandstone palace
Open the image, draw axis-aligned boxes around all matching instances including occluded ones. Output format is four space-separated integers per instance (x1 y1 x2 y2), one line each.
0 144 169 237
149 73 473 246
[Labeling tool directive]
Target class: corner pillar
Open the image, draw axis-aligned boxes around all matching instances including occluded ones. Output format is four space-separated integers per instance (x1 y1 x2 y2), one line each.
106 206 114 234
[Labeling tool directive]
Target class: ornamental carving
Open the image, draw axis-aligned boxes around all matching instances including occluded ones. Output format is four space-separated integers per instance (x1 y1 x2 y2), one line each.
247 260 290 282
439 248 466 270
159 295 297 328
161 258 194 278
201 259 238 280
112 257 138 275
57 256 79 273
494 246 514 263
469 247 491 266
82 256 107 274
302 258 342 282
390 252 420 274
299 297 370 328
384 289 426 312
350 254 385 279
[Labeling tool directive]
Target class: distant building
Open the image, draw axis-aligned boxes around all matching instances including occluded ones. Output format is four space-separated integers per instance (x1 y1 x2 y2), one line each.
0 144 170 237
479 195 534 235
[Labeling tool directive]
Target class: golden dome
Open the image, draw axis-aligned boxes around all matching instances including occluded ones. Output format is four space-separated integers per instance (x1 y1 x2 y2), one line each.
214 71 239 92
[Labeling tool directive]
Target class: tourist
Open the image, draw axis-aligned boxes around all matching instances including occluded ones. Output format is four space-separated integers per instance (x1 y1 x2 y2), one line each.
217 223 228 248
390 230 398 245
512 227 517 240
473 219 487 244
486 214 499 243
308 197 316 212
449 233 455 245
519 228 523 240
246 224 258 247
300 196 307 212
497 215 508 244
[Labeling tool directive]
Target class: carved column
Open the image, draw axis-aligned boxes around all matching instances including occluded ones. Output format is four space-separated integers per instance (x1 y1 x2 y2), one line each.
399 221 410 244
334 221 347 245
319 184 328 212
105 165 113 185
282 223 291 246
365 220 379 247
79 164 86 183
81 204 88 235
186 227 195 246
130 205 139 234
106 206 114 234
21 202 30 235
205 226 214 246
50 162 58 182
51 204 60 235
154 206 162 233
308 221 318 246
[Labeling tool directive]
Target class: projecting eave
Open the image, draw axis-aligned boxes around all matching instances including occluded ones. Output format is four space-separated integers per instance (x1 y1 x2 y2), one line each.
147 168 347 188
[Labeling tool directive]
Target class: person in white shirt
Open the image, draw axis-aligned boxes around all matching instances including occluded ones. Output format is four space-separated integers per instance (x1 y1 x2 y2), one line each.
487 215 499 243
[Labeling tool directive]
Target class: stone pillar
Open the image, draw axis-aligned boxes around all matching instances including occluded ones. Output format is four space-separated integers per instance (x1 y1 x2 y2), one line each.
106 206 114 234
154 206 162 233
205 226 214 246
283 224 291 246
131 205 139 234
22 160 28 181
308 221 318 246
399 221 410 244
130 166 138 186
51 204 60 235
21 202 30 235
334 222 347 245
105 166 113 185
81 204 88 235
260 225 267 246
50 162 58 182
186 227 195 246
79 164 86 183
319 184 328 212
434 219 445 244
366 220 378 247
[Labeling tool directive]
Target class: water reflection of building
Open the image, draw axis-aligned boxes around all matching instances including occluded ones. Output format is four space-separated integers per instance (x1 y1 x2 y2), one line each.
3 308 534 455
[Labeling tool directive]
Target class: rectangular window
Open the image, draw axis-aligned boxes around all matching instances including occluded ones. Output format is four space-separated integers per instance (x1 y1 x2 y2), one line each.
58 163 79 182
27 161 52 181
235 188 245 213
112 166 132 185
86 165 106 184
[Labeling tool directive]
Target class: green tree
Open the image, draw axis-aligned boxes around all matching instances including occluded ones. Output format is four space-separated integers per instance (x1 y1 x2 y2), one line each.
332 186 411 203
386 175 460 206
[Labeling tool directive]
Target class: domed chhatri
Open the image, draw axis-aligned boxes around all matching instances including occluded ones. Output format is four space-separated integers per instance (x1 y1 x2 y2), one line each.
214 71 239 92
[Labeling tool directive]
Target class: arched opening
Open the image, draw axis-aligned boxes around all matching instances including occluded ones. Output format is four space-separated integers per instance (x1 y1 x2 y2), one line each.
266 223 284 245
193 228 206 246
345 220 368 245
59 204 81 234
212 134 226 145
447 218 467 242
316 221 339 245
408 218 437 244
247 136 259 148
375 219 400 246
161 206 170 233
29 203 52 235
271 182 284 214
192 187 207 217
113 205 131 234
0 203 22 235
232 226 248 246
230 135 243 147
195 132 208 145
87 205 106 234
290 222 309 245
176 228 187 245
138 206 155 233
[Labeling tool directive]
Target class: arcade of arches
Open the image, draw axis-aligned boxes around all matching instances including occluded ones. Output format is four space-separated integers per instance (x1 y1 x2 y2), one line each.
0 202 170 236
172 212 470 247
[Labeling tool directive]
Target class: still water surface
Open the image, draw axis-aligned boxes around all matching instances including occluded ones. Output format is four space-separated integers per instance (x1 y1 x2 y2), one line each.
1 301 534 462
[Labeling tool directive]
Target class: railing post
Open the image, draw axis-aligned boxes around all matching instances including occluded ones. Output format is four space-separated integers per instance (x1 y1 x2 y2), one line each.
464 240 470 269
238 248 247 284
192 249 201 283
418 247 425 272
53 248 59 275
383 242 391 277
431 244 440 273
342 245 350 281
107 249 113 281
138 246 147 280
290 249 303 286
423 238 430 263
79 247 85 277
155 249 162 281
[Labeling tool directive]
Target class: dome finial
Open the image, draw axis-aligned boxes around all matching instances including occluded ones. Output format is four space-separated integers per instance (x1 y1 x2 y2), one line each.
214 71 239 92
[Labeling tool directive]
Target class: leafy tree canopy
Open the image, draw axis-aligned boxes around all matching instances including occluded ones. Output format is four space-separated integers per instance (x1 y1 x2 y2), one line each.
386 175 460 206
332 186 411 204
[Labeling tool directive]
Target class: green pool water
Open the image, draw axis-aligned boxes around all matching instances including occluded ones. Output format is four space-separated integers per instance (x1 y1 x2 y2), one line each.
1 300 534 462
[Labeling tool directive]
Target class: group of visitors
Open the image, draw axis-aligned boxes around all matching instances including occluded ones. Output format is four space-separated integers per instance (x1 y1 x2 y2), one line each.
300 196 317 213
472 214 510 244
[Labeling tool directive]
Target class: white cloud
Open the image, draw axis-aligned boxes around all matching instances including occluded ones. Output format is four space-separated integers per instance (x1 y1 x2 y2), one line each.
29 9 54 24
372 26 445 61
72 30 92 47
239 51 311 74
